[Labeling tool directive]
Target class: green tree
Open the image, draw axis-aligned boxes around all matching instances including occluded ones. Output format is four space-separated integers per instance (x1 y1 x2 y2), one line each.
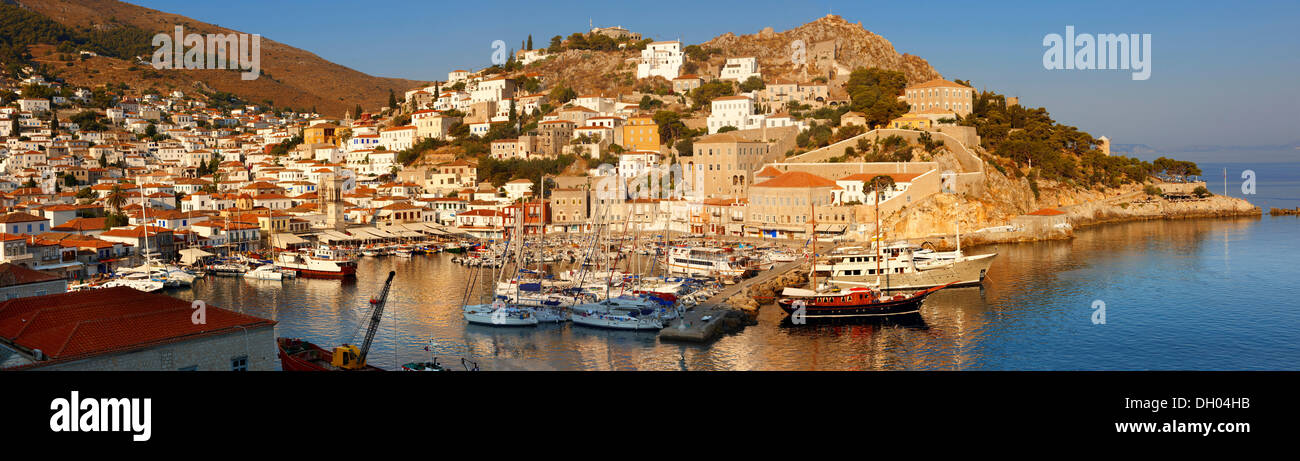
739 76 765 93
106 184 126 214
845 67 910 127
388 89 397 109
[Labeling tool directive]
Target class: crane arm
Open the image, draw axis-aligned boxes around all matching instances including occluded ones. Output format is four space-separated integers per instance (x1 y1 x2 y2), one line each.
357 270 396 366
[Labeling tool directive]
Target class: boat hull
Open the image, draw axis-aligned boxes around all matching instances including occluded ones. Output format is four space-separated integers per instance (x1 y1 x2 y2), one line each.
284 266 357 279
276 338 383 371
777 284 950 318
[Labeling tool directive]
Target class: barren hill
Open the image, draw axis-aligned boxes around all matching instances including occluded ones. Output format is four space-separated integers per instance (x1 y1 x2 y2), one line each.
518 14 943 100
14 0 425 115
698 15 942 84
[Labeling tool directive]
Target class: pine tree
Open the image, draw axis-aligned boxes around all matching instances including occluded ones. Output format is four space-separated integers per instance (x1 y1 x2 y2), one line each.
388 89 397 109
527 35 533 51
353 104 362 119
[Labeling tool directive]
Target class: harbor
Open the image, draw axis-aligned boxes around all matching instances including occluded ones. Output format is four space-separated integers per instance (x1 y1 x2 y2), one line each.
157 214 1299 371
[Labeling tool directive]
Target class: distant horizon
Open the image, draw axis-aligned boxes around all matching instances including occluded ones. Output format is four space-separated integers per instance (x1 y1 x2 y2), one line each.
122 0 1300 162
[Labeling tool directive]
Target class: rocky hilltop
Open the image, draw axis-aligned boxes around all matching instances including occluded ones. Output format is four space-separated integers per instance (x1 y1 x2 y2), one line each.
698 15 942 84
523 14 943 98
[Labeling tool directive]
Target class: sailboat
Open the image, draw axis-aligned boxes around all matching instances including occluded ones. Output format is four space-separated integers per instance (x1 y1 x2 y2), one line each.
462 198 540 326
779 177 952 319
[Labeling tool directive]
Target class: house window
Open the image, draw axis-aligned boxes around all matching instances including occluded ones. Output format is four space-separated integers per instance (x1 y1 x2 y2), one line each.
231 356 248 371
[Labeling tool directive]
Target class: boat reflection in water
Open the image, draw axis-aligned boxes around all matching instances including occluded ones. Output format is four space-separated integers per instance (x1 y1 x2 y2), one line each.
777 311 929 330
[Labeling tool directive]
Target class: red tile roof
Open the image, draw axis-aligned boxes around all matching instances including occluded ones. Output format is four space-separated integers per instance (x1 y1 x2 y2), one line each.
752 171 837 188
1026 208 1066 216
0 287 275 369
0 262 62 287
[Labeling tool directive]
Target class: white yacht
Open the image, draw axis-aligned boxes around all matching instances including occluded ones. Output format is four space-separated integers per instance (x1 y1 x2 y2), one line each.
661 246 751 277
462 302 539 326
571 303 664 330
244 264 284 281
815 243 996 290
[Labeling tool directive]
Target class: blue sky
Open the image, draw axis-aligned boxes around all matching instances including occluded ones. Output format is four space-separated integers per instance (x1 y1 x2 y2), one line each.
127 0 1300 161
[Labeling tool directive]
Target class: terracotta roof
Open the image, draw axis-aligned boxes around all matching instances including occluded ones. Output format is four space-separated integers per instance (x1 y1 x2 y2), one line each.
0 212 47 224
906 78 972 90
1026 208 1066 216
754 166 784 178
0 287 275 368
0 262 62 287
51 217 108 232
752 171 837 188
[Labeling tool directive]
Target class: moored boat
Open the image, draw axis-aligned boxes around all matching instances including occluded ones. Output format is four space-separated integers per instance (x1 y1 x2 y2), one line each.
777 282 953 318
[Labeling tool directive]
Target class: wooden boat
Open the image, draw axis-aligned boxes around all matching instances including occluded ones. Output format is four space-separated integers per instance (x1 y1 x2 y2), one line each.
276 338 384 371
777 282 953 318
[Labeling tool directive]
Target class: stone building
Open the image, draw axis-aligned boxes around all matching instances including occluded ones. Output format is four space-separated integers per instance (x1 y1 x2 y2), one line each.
0 287 277 370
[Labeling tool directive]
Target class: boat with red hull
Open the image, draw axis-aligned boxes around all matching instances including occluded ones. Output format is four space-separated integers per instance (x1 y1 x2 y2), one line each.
777 283 953 318
275 246 358 279
276 338 384 371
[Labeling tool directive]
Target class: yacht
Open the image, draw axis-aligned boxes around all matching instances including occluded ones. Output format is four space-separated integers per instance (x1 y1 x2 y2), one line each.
244 264 284 281
815 243 996 291
571 300 664 330
462 302 539 326
276 246 358 279
661 246 751 278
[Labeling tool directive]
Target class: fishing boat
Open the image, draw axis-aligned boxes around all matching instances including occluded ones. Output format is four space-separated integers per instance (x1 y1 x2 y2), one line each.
777 283 952 318
395 247 413 258
277 338 384 371
275 245 358 278
277 272 397 371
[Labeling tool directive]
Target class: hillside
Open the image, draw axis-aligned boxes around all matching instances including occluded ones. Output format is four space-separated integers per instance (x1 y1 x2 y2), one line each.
519 14 942 99
697 15 941 85
9 0 425 115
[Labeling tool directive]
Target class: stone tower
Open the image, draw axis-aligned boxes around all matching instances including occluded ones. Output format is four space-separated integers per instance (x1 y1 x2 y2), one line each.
319 173 346 231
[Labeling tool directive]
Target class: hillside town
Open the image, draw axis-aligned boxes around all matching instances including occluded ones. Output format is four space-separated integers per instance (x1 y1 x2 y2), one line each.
0 17 1237 307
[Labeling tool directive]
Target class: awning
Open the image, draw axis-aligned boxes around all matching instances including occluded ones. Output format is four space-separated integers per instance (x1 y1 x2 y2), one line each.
815 224 847 234
347 227 383 240
179 248 215 265
270 233 307 247
318 231 356 243
367 227 399 239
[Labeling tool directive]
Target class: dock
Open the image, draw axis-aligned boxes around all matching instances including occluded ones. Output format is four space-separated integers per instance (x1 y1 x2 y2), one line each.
658 259 806 343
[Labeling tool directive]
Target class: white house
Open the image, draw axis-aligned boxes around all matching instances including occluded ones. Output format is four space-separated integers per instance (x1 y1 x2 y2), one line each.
618 151 660 179
707 95 766 133
502 179 534 200
379 126 417 152
720 57 761 82
637 41 683 80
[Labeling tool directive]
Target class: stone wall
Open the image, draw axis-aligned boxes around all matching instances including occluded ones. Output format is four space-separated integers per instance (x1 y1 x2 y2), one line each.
37 325 278 371
787 127 983 174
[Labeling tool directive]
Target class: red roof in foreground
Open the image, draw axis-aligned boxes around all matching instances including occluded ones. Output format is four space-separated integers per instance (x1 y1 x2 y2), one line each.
0 287 275 369
0 262 62 287
1026 208 1066 216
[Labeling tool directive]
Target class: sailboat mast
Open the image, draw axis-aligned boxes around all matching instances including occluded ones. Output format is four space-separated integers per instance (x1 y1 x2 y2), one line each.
874 178 881 290
808 187 815 290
